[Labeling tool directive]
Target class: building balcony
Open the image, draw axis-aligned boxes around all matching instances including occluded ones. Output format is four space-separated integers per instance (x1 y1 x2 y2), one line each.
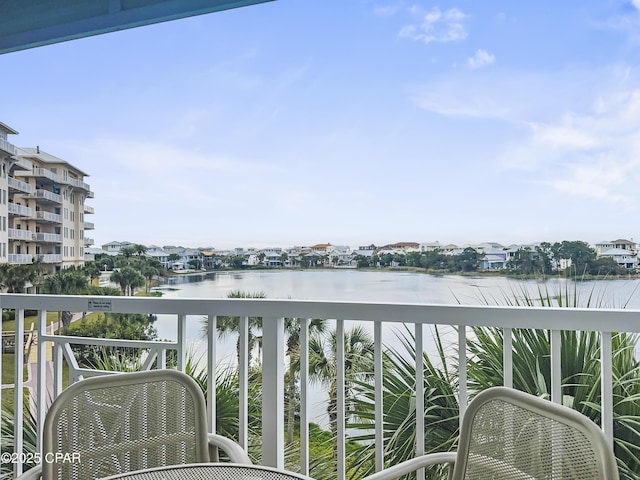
86 190 94 198
7 202 32 217
7 228 33 241
36 253 62 263
84 236 94 246
33 232 62 243
0 295 634 479
34 210 61 223
84 221 95 230
31 189 61 204
69 177 91 191
22 167 59 183
83 204 94 214
7 177 32 194
0 137 17 155
7 254 32 264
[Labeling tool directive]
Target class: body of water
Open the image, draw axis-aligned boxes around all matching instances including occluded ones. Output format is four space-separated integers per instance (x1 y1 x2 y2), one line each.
151 270 640 426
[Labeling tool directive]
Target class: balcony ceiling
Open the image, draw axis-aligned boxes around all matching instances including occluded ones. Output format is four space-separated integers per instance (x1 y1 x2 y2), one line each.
0 0 274 55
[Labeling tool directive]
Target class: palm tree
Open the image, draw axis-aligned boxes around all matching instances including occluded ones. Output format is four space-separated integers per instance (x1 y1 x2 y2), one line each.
309 325 375 466
110 266 145 296
42 268 89 327
284 317 327 443
212 290 267 366
348 328 459 480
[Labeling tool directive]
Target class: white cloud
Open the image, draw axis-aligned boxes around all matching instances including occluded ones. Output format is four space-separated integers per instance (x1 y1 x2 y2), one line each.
467 49 495 69
400 7 468 44
632 0 640 12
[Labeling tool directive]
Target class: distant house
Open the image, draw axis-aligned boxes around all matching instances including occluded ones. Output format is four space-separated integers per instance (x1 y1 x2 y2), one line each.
595 239 637 255
599 248 638 269
311 243 332 253
101 240 134 253
480 253 508 270
385 242 420 252
420 242 440 252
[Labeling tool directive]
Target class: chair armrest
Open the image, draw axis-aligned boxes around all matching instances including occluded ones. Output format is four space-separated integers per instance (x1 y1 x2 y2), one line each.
361 452 457 480
207 434 252 465
15 465 42 480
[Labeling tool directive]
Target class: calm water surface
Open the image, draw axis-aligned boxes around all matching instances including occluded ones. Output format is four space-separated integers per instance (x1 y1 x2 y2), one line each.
153 270 640 425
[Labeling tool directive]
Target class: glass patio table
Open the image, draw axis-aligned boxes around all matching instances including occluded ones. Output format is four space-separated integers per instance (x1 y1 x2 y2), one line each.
99 463 315 480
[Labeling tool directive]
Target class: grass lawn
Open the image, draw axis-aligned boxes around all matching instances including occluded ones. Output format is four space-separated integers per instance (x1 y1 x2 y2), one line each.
2 311 60 333
2 354 28 384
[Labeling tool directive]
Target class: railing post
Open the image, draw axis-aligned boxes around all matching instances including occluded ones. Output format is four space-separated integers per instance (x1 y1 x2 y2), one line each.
503 327 513 389
336 319 346 480
37 310 47 454
262 316 284 468
374 321 384 473
177 314 186 371
14 309 25 477
239 315 248 449
601 331 614 447
458 325 467 424
300 318 310 475
207 314 216 434
550 330 562 404
415 323 425 480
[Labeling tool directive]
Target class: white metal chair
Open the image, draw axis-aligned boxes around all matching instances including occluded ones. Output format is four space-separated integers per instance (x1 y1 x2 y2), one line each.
363 387 620 480
17 369 251 480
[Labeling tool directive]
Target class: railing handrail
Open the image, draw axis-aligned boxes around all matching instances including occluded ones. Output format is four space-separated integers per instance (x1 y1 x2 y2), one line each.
0 293 638 332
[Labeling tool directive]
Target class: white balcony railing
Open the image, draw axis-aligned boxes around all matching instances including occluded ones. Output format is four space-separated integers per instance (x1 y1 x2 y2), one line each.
7 228 33 241
84 236 94 245
84 221 95 230
1 294 638 479
32 189 61 204
27 168 59 182
7 202 32 217
35 211 61 223
7 254 32 264
0 137 17 155
36 254 62 263
7 177 32 194
83 204 94 214
68 177 91 191
33 232 62 243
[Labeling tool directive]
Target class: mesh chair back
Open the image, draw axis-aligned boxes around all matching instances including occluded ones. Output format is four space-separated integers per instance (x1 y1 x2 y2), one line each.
453 388 619 480
42 370 210 480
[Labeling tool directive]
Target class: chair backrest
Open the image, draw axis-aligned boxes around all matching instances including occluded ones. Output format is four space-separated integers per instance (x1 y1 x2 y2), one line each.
452 387 619 480
42 370 210 480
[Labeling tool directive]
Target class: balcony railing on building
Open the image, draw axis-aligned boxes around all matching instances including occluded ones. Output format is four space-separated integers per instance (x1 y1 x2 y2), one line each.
23 168 58 183
7 177 32 194
7 228 33 241
33 232 61 243
68 177 91 191
0 137 17 155
7 203 32 218
84 237 94 246
84 221 95 230
34 211 61 223
31 189 61 204
7 253 32 264
36 253 61 263
1 294 637 480
83 204 94 214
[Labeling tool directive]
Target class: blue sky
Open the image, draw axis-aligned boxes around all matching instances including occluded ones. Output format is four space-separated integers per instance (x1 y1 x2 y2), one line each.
3 0 640 249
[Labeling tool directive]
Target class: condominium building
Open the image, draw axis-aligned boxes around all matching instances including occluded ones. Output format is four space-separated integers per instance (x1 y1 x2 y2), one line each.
0 121 94 271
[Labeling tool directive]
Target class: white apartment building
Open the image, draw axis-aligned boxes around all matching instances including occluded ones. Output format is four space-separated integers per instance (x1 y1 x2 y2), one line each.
0 121 94 271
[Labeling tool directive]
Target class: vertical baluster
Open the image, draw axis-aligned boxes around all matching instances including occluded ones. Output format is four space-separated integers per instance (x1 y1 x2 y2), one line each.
503 327 513 388
239 315 248 449
374 321 383 472
207 314 216 434
458 325 467 424
14 309 25 477
415 323 425 480
36 310 47 454
601 331 614 447
177 314 186 371
300 318 310 475
262 316 284 468
550 329 562 404
336 319 346 480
